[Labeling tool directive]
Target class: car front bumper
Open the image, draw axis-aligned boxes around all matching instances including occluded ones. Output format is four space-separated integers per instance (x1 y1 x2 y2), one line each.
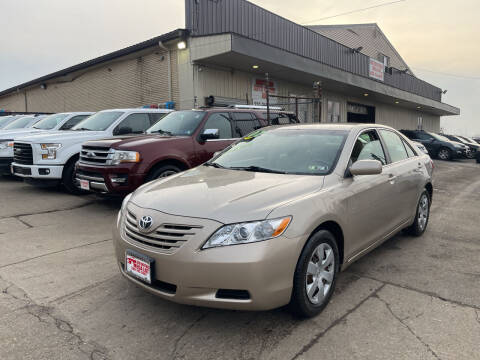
113 203 303 311
75 163 145 195
11 162 64 179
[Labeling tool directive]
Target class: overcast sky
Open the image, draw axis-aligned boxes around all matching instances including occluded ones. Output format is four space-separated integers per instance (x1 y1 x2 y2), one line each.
1 0 478 135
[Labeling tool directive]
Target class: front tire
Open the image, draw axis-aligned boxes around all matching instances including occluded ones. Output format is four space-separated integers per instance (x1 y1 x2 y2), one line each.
62 160 84 195
437 147 452 161
289 230 339 318
404 190 430 236
146 164 181 182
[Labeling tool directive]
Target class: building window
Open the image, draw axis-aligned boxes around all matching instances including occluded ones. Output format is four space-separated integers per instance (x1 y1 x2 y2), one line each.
327 100 340 122
417 116 423 130
377 53 390 68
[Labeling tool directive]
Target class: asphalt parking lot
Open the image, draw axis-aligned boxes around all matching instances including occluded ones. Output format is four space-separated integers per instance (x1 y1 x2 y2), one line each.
1 159 479 360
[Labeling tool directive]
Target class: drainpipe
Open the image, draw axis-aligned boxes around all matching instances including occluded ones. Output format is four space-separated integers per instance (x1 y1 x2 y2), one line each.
158 41 172 102
24 90 28 112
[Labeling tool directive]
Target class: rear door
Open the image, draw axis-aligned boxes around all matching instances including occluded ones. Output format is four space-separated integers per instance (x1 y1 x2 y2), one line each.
194 112 237 164
378 129 420 226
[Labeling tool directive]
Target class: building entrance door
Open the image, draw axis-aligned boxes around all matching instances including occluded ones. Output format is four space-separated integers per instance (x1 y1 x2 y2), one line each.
347 102 375 123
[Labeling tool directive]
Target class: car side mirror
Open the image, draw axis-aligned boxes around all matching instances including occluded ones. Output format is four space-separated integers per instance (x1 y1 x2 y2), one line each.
349 160 382 176
115 126 133 135
200 128 219 141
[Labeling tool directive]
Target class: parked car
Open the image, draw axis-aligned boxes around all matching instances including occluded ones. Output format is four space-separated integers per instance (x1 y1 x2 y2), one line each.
443 134 478 159
412 141 428 155
114 123 433 317
473 137 480 144
400 129 467 160
75 108 297 195
0 112 93 175
10 108 172 193
1 115 46 132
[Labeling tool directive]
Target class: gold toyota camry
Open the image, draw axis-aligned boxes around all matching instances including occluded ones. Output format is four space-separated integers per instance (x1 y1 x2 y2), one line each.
113 124 433 317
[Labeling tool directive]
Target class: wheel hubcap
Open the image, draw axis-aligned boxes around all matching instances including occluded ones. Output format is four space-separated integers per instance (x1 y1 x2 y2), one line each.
439 150 448 159
159 170 177 178
305 243 335 305
418 194 429 231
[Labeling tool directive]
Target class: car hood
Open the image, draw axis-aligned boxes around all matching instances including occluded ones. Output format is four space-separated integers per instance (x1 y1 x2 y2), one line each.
0 128 46 139
85 135 186 150
14 130 107 144
130 165 324 224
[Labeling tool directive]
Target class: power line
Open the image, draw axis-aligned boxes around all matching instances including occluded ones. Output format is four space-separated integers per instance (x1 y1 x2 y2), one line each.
411 67 480 80
302 0 407 24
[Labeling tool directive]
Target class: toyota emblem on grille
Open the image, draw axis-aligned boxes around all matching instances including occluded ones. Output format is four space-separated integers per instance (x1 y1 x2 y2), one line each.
138 216 153 231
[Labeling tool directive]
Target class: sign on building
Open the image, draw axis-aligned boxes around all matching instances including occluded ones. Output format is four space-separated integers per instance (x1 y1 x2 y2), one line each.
369 58 384 81
252 78 276 105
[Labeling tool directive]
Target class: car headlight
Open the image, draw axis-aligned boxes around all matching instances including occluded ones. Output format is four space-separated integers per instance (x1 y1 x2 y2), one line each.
111 150 140 165
202 216 292 249
0 140 13 150
40 143 62 159
118 193 133 226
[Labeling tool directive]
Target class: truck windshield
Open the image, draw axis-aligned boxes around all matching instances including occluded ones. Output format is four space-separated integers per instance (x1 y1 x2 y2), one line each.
146 111 206 136
209 129 348 175
0 116 13 128
3 116 35 130
72 111 124 131
33 113 69 130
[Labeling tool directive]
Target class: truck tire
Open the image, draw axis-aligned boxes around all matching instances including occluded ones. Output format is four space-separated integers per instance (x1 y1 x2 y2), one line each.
146 164 181 182
62 159 84 195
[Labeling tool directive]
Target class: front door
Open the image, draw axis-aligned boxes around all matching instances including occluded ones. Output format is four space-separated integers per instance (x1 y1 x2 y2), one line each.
194 112 237 164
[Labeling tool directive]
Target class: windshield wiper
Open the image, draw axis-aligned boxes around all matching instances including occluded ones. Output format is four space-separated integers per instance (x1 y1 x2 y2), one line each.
150 129 173 136
229 165 287 174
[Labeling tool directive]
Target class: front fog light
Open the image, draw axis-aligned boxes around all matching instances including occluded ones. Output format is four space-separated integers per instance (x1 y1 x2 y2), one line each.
202 216 292 249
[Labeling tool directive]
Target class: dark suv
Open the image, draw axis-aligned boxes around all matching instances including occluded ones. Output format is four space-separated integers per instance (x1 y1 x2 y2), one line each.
400 130 467 160
75 108 298 195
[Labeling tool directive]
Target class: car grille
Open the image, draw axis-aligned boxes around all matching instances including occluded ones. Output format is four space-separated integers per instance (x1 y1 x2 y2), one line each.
13 143 33 165
124 210 202 252
79 145 112 165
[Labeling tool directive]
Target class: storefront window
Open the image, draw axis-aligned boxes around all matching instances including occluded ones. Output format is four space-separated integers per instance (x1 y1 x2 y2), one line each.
327 100 340 122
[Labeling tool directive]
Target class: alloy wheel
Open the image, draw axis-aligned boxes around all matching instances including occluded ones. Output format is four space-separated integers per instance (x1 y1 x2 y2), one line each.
438 149 449 160
418 193 429 231
305 243 335 305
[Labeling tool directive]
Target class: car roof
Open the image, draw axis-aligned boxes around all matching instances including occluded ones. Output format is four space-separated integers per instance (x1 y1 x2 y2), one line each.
98 108 174 113
266 123 396 132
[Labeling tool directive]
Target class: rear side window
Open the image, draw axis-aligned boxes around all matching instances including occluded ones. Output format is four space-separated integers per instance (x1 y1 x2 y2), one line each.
350 130 387 165
261 112 295 125
115 113 151 134
203 113 233 139
379 130 409 163
231 112 260 137
60 115 89 130
403 140 417 157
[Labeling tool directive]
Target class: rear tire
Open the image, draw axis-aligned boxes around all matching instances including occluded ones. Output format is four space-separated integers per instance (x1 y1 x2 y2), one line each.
146 164 181 182
437 147 452 161
404 190 430 236
289 230 339 318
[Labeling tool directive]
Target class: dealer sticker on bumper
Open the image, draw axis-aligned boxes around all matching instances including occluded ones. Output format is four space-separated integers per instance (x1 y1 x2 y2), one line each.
79 179 90 190
125 251 152 284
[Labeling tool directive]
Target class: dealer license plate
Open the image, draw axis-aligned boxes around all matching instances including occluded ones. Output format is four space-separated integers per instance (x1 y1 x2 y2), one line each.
79 179 90 190
125 251 152 284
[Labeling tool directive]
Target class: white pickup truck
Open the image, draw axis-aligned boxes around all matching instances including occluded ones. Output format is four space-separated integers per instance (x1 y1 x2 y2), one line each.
11 108 173 193
0 112 92 175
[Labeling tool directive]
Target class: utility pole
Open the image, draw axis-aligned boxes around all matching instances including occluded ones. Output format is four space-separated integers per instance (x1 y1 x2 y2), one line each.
265 72 270 126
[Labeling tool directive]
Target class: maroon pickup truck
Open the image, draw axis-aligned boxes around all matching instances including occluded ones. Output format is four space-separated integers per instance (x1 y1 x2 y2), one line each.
75 108 298 195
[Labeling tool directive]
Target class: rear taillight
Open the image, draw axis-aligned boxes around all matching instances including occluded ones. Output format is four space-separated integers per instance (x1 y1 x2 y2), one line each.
430 159 434 170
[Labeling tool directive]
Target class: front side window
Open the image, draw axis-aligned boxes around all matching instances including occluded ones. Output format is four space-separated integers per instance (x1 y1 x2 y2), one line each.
413 131 433 141
114 113 151 135
350 130 387 165
203 113 233 139
379 130 409 163
148 113 168 127
211 129 348 175
33 113 69 130
72 111 124 131
4 116 34 130
59 115 90 130
147 111 206 136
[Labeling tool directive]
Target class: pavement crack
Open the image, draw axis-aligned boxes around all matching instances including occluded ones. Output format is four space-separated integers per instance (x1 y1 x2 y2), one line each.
375 294 441 360
171 311 211 359
14 216 33 228
0 200 97 220
0 238 112 269
291 283 386 360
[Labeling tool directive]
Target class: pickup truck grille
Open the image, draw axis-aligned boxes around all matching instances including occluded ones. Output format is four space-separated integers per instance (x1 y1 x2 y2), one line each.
124 210 202 253
13 143 33 165
79 145 112 165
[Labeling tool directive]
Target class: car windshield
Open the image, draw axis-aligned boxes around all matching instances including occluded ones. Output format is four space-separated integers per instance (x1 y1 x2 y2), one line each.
3 116 34 130
33 113 69 130
72 111 124 131
0 116 13 128
146 111 206 136
430 133 451 142
209 128 348 175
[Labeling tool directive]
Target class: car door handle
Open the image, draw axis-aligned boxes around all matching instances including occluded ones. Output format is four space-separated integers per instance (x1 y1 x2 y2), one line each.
388 174 397 183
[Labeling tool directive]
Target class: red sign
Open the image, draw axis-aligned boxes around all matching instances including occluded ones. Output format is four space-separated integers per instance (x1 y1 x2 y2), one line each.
252 78 276 105
369 58 384 81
